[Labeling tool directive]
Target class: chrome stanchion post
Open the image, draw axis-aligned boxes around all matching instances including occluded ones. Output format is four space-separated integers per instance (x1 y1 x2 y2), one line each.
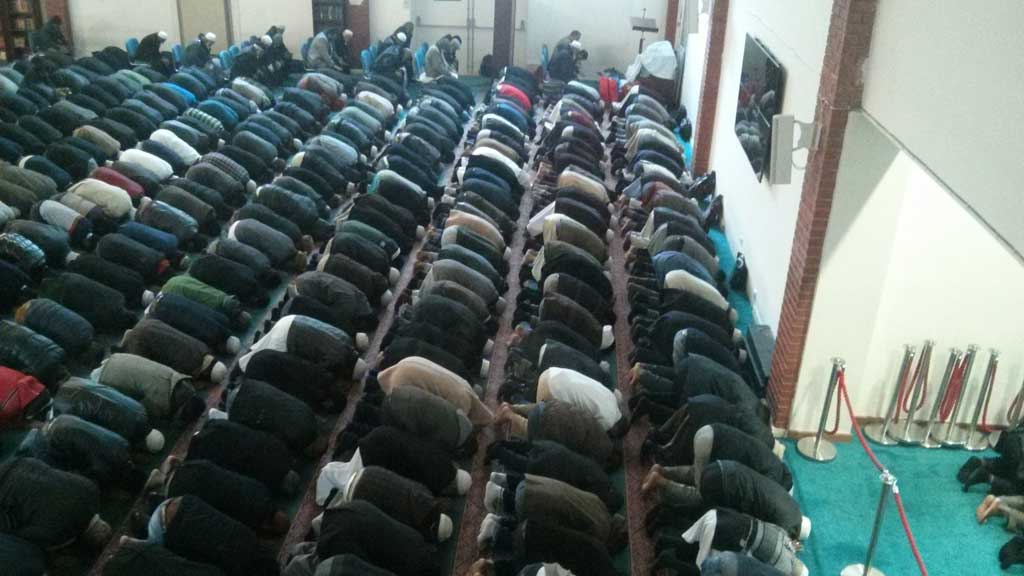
918 348 963 449
865 346 916 446
938 345 978 447
893 340 933 445
797 358 844 462
965 350 1000 451
841 471 896 576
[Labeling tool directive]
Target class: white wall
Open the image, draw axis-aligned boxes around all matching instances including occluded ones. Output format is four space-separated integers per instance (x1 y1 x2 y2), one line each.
523 0 669 77
707 0 832 331
862 0 1024 259
68 0 180 57
679 11 708 126
791 114 1024 432
228 0 314 52
370 0 410 46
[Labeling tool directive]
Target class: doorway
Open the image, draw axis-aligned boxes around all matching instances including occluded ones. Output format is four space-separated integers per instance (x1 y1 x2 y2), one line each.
409 0 494 75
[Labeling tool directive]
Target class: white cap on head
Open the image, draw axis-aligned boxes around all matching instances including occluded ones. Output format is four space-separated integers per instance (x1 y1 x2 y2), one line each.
800 516 812 540
455 469 472 495
158 31 168 41
389 267 400 285
343 29 354 40
210 361 227 383
381 289 394 307
396 32 408 43
203 32 216 43
225 335 241 355
601 325 615 350
570 40 582 51
145 429 165 453
261 34 273 47
437 514 454 542
352 357 368 381
355 332 370 352
141 290 156 307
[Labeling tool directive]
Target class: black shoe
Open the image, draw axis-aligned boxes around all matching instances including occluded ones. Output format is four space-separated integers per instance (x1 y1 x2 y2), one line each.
1001 536 1024 570
962 466 991 492
957 456 984 484
688 170 716 201
703 194 724 230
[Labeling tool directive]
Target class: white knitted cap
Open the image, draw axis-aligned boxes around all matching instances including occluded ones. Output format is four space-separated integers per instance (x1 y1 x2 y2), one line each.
437 514 453 542
800 516 812 540
145 429 165 453
261 35 273 47
455 469 472 495
158 31 168 41
355 332 370 352
203 32 216 43
210 361 227 383
225 335 241 355
396 32 408 43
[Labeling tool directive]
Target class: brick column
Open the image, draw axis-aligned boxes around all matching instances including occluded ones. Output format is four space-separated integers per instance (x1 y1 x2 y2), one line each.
664 0 680 43
768 0 878 428
690 0 729 176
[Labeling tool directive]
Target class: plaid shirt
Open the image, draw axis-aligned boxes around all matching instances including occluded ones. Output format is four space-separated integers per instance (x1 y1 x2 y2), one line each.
183 107 225 138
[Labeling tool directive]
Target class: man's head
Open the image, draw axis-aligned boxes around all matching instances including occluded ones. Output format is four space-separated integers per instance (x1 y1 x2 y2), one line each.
202 32 216 47
157 31 168 43
343 29 354 41
396 32 408 44
451 35 462 50
260 34 273 47
570 30 582 41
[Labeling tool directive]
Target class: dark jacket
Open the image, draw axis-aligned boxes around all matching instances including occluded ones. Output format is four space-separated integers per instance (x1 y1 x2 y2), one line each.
166 460 275 529
229 378 318 451
103 540 226 576
0 457 100 549
164 495 277 576
0 320 66 388
317 501 437 576
14 298 94 356
359 426 457 495
39 272 135 331
701 460 803 538
187 419 294 493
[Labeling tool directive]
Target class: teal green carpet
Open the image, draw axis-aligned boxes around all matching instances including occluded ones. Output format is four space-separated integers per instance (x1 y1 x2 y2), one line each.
785 439 1008 575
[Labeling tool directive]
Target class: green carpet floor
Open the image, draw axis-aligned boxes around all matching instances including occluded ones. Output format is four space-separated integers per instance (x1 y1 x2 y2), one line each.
785 438 1008 575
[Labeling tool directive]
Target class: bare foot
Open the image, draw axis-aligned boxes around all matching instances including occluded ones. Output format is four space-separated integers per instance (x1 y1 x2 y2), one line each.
642 466 667 496
494 403 514 425
470 559 493 576
978 495 1002 524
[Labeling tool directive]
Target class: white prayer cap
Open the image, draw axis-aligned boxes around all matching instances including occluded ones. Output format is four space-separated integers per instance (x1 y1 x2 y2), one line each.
158 31 168 41
570 40 582 51
343 29 354 40
203 32 216 43
261 34 273 47
396 32 408 43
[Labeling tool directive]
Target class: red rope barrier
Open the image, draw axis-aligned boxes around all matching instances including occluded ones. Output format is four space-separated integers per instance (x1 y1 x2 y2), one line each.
893 488 930 576
836 369 929 576
939 359 966 422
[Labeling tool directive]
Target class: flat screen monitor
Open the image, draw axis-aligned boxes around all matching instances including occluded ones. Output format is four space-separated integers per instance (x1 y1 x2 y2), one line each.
734 34 784 181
